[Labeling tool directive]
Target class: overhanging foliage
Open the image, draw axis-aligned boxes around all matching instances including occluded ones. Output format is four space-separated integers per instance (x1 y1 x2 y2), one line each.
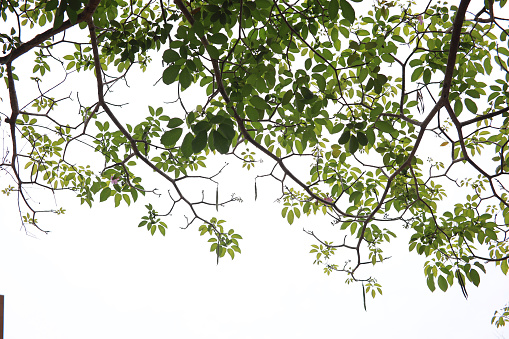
1 0 509 325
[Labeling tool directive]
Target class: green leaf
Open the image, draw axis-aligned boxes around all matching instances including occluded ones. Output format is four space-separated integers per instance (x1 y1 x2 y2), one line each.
469 269 480 287
426 276 436 292
163 49 180 63
206 45 220 59
68 0 81 11
464 98 477 113
348 135 359 154
100 187 112 202
375 121 396 134
192 131 208 153
161 128 183 147
218 123 235 140
329 0 339 20
423 68 431 84
193 121 211 133
114 194 121 207
437 275 448 292
287 209 295 224
357 132 368 146
179 68 193 89
454 100 463 116
338 129 350 144
181 132 194 157
208 33 228 45
163 64 180 85
46 0 58 11
245 106 260 121
301 87 314 100
167 118 184 128
250 96 270 110
366 128 376 145
411 67 424 81
212 130 230 154
282 90 293 105
340 0 355 24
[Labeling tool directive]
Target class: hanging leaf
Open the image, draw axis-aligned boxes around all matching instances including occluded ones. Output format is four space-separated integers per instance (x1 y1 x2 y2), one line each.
161 128 183 147
340 0 355 24
338 129 350 144
192 131 208 153
329 0 339 20
181 132 194 158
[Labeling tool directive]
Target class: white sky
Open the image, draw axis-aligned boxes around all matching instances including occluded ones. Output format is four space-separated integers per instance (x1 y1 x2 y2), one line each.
2 2 509 338
2 189 509 338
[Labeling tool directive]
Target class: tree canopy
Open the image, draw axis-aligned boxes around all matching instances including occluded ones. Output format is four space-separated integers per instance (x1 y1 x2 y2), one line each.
2 0 509 326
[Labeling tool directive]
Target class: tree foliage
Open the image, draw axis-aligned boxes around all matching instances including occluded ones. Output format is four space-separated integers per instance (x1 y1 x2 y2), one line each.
2 0 509 324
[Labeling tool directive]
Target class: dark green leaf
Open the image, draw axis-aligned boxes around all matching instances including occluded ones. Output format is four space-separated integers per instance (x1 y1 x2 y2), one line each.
282 90 293 105
45 0 58 11
193 121 211 133
218 123 235 140
163 64 180 85
68 0 81 11
245 106 260 121
161 128 183 147
181 132 194 157
179 68 193 89
348 136 359 154
365 128 376 145
329 0 340 20
357 132 368 146
301 87 314 100
338 129 350 144
167 118 184 128
192 131 208 153
340 0 355 24
212 130 230 154
208 33 228 45
163 49 180 63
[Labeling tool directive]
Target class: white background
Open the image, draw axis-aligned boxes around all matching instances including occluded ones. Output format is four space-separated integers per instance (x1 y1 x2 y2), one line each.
1 2 509 338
